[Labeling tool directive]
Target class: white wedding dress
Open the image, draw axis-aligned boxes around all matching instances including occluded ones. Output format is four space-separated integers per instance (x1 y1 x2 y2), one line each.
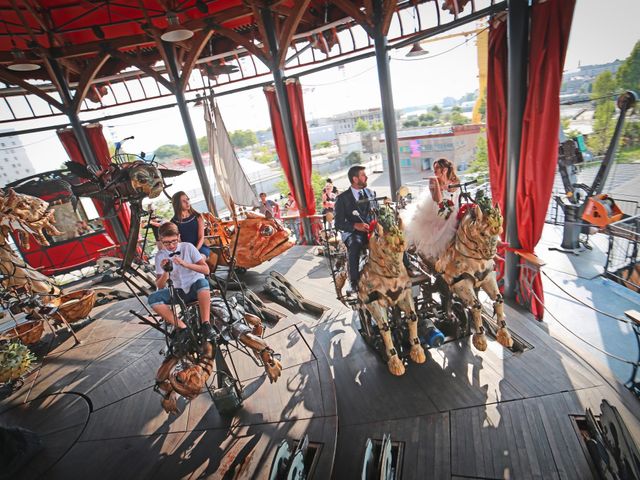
404 188 460 261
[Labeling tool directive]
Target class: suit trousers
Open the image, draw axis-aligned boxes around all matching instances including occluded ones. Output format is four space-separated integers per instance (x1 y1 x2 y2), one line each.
345 232 367 288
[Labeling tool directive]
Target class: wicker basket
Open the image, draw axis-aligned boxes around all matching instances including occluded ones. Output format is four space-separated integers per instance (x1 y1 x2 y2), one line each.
0 320 45 345
54 289 96 323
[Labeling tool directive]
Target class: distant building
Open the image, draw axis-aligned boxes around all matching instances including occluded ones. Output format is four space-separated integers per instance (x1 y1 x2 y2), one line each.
330 108 385 135
560 60 622 97
360 131 383 154
256 129 274 145
379 124 484 173
337 132 362 154
0 130 35 186
308 124 336 146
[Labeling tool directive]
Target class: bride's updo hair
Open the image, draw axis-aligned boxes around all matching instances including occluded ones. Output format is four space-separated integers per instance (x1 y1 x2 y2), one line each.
433 158 459 186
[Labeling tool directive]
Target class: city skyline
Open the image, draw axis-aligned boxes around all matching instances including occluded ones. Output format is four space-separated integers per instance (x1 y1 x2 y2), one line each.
1 0 639 180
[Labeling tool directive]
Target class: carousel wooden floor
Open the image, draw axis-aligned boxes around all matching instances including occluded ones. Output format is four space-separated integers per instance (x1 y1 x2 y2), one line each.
2 245 640 479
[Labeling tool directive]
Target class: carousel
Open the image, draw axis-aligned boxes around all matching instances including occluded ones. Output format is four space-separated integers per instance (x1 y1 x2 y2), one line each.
0 1 639 479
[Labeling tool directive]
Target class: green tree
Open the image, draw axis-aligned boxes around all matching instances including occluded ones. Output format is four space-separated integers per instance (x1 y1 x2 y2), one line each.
371 121 384 131
355 118 369 132
621 121 640 148
154 144 183 160
275 171 325 212
467 133 488 174
616 40 640 93
478 94 486 122
346 151 362 165
314 141 332 149
449 106 467 125
402 119 420 128
253 145 276 164
588 71 617 154
229 129 257 148
430 105 442 116
179 144 192 157
197 135 209 153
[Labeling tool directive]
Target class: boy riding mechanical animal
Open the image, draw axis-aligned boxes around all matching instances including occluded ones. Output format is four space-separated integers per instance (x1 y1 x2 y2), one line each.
148 222 215 348
149 222 283 413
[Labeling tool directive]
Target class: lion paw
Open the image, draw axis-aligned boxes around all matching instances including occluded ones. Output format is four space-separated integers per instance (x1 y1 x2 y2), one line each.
161 394 180 415
265 358 282 383
410 344 426 364
387 355 405 376
472 333 488 352
335 271 347 294
496 327 513 349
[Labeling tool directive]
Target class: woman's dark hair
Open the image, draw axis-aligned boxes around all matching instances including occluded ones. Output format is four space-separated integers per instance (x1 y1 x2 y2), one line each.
171 191 198 219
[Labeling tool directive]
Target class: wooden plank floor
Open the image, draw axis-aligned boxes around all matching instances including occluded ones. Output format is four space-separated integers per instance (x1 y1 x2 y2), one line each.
2 245 639 479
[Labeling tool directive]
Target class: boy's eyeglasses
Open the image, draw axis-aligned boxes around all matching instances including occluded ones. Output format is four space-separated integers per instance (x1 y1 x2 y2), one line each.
162 239 179 246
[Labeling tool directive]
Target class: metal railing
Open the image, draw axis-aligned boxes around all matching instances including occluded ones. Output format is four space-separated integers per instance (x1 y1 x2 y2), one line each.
281 214 326 245
604 215 640 291
546 191 639 226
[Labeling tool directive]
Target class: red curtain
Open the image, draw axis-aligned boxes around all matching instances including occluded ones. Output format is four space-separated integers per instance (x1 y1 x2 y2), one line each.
486 16 508 287
57 124 132 253
516 0 575 320
486 16 508 215
264 79 316 217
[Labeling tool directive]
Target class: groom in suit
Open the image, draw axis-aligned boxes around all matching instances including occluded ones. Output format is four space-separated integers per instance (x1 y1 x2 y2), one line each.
334 165 376 295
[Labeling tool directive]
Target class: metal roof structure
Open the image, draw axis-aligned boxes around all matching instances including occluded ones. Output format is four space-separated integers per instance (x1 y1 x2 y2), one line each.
0 0 505 128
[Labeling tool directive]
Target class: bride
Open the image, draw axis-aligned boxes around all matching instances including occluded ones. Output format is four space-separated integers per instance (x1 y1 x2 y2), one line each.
405 158 460 261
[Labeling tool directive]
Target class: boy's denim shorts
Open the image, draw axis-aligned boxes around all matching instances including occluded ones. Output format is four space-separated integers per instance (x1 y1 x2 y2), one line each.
148 277 209 306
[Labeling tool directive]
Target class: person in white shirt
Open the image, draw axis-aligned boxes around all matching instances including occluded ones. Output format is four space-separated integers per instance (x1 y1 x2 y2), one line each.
147 222 214 345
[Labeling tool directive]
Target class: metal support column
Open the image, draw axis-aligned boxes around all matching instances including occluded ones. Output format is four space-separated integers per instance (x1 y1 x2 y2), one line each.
503 0 530 299
50 59 129 255
261 7 313 244
373 0 401 201
164 44 218 215
49 60 98 169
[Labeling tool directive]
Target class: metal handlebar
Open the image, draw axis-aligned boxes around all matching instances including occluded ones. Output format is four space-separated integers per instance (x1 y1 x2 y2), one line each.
447 179 478 190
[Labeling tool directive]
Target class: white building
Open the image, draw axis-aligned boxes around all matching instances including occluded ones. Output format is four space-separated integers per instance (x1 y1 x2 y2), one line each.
0 130 35 187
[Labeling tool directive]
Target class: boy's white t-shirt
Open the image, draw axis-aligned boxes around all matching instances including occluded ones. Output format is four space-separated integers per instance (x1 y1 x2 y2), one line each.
154 242 205 291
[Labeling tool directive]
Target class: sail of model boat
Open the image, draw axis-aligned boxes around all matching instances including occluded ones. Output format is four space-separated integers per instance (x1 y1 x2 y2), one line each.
205 98 259 213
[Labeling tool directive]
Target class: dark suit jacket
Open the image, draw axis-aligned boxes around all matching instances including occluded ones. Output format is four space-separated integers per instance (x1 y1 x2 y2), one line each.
334 187 375 242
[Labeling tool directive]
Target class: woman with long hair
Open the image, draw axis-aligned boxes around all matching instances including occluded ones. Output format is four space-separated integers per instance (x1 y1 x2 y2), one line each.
171 191 210 260
404 158 460 261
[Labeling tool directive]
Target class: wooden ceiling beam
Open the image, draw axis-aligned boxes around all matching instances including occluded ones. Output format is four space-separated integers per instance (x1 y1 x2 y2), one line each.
71 52 111 113
16 0 84 75
363 0 373 19
39 54 71 108
107 48 173 92
245 2 274 66
179 28 214 93
0 66 65 112
207 21 268 65
332 0 374 35
38 4 254 60
381 0 398 36
271 3 318 27
276 0 312 68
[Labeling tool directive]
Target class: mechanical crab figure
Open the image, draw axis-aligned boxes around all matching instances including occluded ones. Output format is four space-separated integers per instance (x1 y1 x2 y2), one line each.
0 188 62 299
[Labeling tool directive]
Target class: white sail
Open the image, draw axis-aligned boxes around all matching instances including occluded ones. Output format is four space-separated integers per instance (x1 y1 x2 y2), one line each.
205 99 259 213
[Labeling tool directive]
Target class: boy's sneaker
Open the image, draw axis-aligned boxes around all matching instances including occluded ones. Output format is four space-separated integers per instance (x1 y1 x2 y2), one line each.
200 322 216 342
